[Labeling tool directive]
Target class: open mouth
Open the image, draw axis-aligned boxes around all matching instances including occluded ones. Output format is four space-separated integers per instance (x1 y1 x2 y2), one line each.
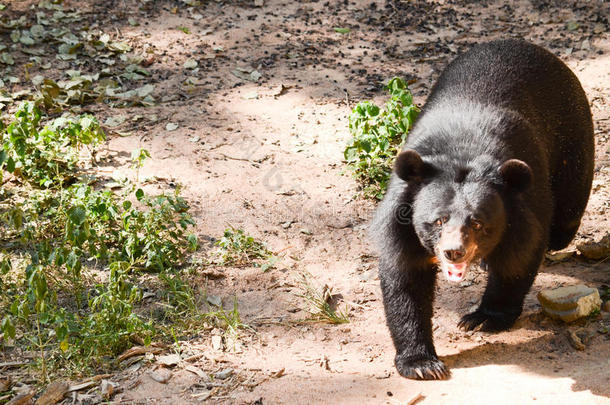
439 261 469 282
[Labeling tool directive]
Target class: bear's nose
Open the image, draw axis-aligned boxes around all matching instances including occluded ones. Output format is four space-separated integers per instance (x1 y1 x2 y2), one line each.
443 249 465 262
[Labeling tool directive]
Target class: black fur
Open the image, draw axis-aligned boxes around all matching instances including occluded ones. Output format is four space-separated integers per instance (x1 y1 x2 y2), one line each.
371 39 594 380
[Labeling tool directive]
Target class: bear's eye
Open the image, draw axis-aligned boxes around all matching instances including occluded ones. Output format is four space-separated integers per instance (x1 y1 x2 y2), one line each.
434 216 449 226
471 219 483 231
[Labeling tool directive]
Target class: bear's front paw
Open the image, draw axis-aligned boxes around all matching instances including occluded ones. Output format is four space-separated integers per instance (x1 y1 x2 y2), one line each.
458 308 519 332
395 353 450 380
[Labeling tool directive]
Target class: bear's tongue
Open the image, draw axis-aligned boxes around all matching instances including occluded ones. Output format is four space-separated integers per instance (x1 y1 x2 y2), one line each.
443 262 467 283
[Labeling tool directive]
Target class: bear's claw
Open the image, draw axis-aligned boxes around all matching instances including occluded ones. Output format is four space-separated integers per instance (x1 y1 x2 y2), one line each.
395 354 450 380
458 309 519 332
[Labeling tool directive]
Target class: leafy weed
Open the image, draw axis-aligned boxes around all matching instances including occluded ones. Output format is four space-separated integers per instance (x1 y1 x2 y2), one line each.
344 77 420 199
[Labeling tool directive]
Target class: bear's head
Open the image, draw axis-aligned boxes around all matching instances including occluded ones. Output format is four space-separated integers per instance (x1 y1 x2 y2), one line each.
394 149 532 282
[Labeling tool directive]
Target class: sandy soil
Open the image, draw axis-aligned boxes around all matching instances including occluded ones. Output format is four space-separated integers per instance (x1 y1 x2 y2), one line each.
3 0 610 403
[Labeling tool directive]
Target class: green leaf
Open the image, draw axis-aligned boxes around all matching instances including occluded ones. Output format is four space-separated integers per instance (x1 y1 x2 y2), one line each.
6 156 15 172
344 146 358 162
135 188 144 200
343 77 418 199
68 205 87 225
2 316 15 339
379 137 390 152
360 138 372 153
366 104 380 117
187 234 198 251
333 27 350 34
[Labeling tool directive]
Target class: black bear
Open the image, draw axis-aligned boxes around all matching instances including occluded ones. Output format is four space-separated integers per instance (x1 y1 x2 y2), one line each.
371 39 594 380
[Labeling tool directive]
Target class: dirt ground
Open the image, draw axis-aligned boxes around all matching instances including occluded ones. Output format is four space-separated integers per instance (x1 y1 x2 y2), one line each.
3 0 610 403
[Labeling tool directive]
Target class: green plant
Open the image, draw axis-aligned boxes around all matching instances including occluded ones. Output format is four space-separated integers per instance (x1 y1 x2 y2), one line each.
214 227 273 267
209 297 247 340
160 270 200 318
0 105 205 377
0 102 105 188
130 147 151 183
296 272 349 324
344 77 420 199
117 188 197 271
81 262 153 360
159 270 247 343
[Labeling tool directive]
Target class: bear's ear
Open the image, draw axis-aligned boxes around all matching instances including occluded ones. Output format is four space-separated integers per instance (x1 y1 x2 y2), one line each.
499 159 532 192
394 149 425 183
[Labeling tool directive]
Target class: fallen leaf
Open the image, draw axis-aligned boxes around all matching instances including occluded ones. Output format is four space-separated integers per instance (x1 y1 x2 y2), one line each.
19 33 35 45
545 250 574 262
184 59 198 69
157 354 181 367
270 368 285 378
593 23 605 34
6 392 34 405
272 84 291 97
0 53 15 65
211 335 223 351
185 365 207 378
333 27 351 34
136 83 155 98
250 70 262 81
104 115 126 128
117 346 163 363
35 381 69 405
191 390 212 400
100 380 117 399
0 376 12 391
214 368 233 379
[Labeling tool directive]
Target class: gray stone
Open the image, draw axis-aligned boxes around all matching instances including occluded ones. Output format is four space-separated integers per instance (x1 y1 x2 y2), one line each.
538 284 602 322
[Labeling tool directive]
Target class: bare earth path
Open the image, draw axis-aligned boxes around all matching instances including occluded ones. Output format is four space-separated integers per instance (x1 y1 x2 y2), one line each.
107 1 610 403
4 0 609 403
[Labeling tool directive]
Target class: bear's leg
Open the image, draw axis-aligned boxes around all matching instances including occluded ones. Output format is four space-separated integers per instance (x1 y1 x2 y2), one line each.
379 257 449 380
549 220 580 251
458 247 543 332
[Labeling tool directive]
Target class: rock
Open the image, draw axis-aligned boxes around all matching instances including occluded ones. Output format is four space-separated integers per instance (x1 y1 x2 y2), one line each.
214 368 233 380
207 295 222 307
538 284 602 322
150 369 172 384
211 335 223 351
577 234 610 260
